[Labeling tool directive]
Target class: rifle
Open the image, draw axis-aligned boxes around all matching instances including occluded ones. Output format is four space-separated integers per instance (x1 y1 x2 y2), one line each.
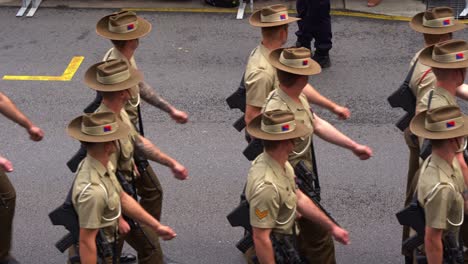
294 161 337 225
396 196 464 264
227 199 306 263
387 59 418 132
49 187 114 263
0 195 8 208
242 138 263 161
226 74 247 131
84 92 103 114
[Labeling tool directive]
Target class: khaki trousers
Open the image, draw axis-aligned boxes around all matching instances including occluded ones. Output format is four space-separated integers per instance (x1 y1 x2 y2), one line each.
117 164 164 264
402 128 421 250
0 170 15 261
297 218 336 264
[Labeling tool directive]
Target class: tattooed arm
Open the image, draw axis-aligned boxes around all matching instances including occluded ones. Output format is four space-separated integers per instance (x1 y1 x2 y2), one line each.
135 135 188 180
138 81 188 124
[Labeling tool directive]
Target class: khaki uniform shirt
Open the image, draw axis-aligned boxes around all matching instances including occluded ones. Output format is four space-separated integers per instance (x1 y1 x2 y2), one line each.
263 88 315 169
409 49 436 114
103 48 139 125
245 152 298 235
420 86 458 111
96 103 139 181
244 44 280 108
72 156 123 241
418 154 465 236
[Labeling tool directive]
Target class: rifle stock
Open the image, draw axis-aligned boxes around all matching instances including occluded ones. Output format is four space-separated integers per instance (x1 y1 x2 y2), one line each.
66 145 87 173
243 139 263 161
387 77 416 131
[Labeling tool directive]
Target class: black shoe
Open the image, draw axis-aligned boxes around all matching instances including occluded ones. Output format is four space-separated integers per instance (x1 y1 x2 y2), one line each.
120 253 137 263
312 53 331 69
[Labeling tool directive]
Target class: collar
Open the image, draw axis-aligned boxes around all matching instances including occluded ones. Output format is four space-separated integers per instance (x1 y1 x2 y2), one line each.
99 103 124 120
87 155 113 178
431 153 456 178
111 48 133 65
259 43 271 59
263 152 287 178
435 86 456 100
277 88 305 111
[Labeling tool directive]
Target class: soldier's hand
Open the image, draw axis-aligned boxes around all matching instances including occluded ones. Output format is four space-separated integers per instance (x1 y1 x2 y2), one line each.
352 144 372 160
0 156 13 172
27 126 44 141
331 226 350 245
170 109 188 124
332 105 351 120
156 225 177 240
172 162 188 180
118 217 131 235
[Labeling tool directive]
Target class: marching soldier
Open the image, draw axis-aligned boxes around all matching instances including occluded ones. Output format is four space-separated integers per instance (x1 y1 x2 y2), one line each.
67 112 176 263
409 105 467 263
96 10 188 125
84 59 188 263
245 110 349 264
0 92 44 264
244 4 350 126
402 8 466 255
263 47 372 263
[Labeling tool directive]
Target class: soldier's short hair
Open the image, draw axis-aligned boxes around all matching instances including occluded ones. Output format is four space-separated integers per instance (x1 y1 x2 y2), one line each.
261 24 288 40
277 69 302 87
111 39 128 49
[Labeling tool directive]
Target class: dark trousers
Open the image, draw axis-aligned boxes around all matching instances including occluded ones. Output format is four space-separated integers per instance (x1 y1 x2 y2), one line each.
0 170 15 262
297 218 336 264
402 128 421 250
117 164 164 264
296 0 332 53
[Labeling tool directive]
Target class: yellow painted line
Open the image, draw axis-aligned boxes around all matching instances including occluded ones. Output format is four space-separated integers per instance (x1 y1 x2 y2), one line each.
123 6 468 23
3 56 84 81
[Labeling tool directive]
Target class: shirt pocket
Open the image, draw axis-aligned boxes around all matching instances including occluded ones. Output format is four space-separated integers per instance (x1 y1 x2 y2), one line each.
102 190 121 223
276 192 297 226
447 192 464 227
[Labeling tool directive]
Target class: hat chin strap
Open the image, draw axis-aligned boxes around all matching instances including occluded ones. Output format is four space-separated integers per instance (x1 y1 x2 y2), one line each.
128 94 141 108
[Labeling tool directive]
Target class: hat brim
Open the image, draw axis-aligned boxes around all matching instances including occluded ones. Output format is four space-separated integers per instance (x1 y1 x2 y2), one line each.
96 15 152 40
419 45 468 69
246 115 311 141
268 48 321 75
410 111 468 139
249 10 300 27
67 116 130 143
84 62 143 92
409 13 466 34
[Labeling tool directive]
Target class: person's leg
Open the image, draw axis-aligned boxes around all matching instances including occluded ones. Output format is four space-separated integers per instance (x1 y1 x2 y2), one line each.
295 0 313 50
298 218 336 264
124 225 163 264
136 165 163 221
311 0 332 68
402 129 420 248
0 170 16 262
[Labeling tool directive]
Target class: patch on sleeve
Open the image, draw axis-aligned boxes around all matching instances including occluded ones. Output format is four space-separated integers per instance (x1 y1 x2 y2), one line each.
255 208 269 219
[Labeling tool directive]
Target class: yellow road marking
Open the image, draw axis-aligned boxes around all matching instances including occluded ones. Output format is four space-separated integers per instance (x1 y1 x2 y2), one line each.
122 6 468 23
3 56 84 81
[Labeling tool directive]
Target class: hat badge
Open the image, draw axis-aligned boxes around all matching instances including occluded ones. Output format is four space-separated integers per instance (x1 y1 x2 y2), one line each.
281 124 290 131
104 125 112 132
446 121 456 128
280 14 287 20
127 24 135 30
456 53 465 60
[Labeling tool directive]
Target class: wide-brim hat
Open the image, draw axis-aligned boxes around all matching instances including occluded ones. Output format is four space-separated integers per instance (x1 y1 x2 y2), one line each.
410 105 468 140
67 112 130 143
249 4 300 27
96 11 152 40
247 110 311 141
84 59 143 92
419 39 468 69
410 7 465 34
269 47 321 75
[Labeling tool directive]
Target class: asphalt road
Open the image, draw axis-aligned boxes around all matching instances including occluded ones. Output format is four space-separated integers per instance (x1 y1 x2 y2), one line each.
0 7 466 264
